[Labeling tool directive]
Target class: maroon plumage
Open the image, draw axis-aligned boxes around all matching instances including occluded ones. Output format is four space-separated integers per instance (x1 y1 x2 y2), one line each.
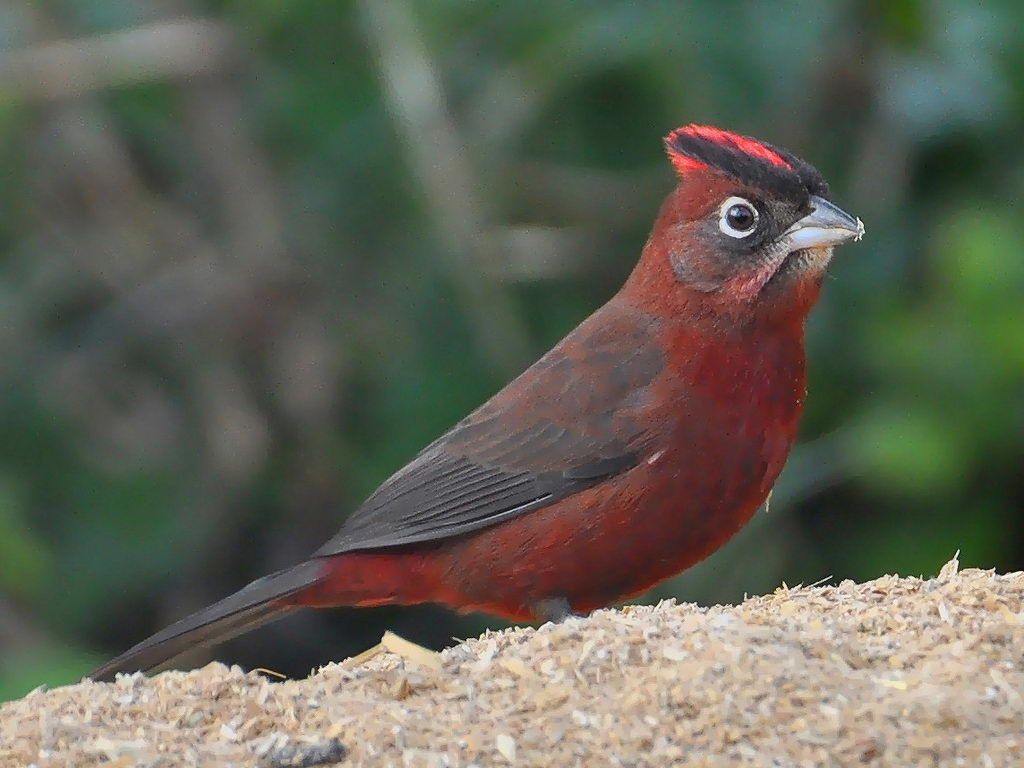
91 125 863 681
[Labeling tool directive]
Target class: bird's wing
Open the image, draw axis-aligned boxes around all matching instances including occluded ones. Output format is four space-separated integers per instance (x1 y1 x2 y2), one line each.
315 304 667 555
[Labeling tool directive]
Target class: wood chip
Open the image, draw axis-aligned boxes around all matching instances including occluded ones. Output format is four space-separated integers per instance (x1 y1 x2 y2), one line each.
496 733 516 762
380 631 443 672
499 657 537 680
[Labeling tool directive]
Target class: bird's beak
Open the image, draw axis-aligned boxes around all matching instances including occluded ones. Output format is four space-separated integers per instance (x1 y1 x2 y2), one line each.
781 195 864 250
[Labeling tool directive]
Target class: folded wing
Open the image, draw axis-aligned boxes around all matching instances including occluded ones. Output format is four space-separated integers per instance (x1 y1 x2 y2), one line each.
316 305 667 556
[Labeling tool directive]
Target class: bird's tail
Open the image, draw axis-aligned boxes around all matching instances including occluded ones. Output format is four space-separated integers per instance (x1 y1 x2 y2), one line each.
88 560 324 682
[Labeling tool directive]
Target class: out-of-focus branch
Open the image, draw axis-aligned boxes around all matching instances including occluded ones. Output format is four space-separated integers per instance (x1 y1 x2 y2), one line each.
358 0 532 375
180 82 288 273
0 19 238 101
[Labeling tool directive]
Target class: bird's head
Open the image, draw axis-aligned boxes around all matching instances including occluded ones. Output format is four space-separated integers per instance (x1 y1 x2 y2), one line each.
626 124 863 326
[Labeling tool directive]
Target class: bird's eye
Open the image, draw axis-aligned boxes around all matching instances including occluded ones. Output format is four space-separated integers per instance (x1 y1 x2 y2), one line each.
718 197 759 239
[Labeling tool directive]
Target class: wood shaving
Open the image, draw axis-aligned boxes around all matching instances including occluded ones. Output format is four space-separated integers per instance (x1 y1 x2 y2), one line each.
380 631 443 673
2 563 1022 767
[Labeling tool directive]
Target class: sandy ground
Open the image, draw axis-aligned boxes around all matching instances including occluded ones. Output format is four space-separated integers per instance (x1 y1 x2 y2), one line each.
2 558 1022 767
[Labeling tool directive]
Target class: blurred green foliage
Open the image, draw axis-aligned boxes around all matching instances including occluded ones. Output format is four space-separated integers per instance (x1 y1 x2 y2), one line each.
0 0 1021 701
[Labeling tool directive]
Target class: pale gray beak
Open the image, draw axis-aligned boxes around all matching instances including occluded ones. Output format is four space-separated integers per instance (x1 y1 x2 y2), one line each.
781 195 864 250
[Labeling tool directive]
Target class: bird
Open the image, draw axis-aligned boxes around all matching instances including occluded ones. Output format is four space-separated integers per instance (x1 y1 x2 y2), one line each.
90 123 864 681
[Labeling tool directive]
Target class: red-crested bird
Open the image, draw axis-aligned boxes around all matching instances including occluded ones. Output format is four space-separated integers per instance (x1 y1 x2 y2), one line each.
91 124 863 681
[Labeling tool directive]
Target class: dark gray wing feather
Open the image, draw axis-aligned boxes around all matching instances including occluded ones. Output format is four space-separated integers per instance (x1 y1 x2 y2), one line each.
315 306 665 556
316 448 637 553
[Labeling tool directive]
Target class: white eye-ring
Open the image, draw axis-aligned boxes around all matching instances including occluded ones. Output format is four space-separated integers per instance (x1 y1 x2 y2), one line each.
718 196 759 238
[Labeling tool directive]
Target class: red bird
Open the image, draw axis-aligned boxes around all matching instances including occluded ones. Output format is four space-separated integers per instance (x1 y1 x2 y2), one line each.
91 124 863 681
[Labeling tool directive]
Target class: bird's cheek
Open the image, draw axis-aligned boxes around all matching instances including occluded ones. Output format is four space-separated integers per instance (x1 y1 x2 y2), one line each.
669 248 731 293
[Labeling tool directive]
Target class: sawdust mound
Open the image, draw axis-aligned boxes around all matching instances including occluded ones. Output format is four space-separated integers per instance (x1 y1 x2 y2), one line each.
2 559 1022 767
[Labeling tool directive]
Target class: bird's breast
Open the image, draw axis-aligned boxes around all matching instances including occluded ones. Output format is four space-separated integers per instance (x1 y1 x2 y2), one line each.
652 323 806 530
415 320 809 617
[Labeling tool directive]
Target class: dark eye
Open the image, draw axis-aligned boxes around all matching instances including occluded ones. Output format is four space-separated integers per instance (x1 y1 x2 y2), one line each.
718 196 759 239
726 204 755 230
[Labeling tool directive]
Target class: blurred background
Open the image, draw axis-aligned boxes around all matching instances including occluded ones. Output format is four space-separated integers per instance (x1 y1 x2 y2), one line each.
1 0 1022 701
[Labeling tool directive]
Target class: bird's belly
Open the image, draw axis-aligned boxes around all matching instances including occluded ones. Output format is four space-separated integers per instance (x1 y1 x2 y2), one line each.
431 426 792 618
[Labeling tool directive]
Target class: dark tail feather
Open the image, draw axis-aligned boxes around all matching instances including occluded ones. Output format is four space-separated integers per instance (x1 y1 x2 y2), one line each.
88 560 324 682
